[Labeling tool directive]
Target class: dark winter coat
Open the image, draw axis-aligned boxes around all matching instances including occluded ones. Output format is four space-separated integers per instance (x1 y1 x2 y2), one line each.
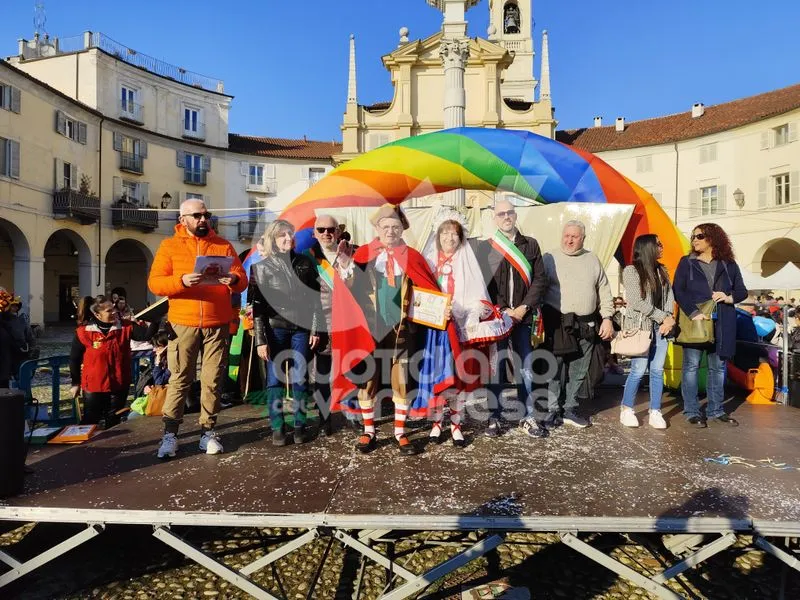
250 250 324 348
673 255 748 360
477 232 546 325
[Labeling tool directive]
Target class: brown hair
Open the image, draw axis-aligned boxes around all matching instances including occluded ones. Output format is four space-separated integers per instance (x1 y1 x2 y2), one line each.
75 295 95 325
435 220 465 251
692 223 735 263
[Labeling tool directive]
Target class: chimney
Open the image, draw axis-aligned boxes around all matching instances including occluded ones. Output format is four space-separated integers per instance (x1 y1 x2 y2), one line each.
692 102 705 118
593 116 603 128
615 117 625 132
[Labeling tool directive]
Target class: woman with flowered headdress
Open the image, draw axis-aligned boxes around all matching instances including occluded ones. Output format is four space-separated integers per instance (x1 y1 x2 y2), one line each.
416 208 513 447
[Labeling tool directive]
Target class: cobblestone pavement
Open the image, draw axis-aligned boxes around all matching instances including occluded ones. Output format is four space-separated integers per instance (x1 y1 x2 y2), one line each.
3 328 798 599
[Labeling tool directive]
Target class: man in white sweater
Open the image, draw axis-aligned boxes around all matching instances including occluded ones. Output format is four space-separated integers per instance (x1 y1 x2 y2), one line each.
541 221 614 428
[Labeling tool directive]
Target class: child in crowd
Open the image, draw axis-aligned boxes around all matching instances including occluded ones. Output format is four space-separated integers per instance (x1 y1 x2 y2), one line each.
70 295 159 427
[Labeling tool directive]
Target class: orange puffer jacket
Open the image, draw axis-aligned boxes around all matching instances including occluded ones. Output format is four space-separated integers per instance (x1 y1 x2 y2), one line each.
148 224 248 328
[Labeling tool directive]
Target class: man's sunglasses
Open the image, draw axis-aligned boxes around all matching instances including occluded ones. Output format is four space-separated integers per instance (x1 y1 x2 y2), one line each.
182 212 213 221
316 227 337 234
495 210 516 218
691 233 706 240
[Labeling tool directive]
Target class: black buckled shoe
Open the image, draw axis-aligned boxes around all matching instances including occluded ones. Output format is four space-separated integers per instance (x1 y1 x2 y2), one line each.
396 434 420 455
355 433 377 454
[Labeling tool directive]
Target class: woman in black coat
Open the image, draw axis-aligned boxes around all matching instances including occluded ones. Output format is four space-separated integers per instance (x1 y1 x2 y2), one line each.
250 219 324 446
673 223 747 428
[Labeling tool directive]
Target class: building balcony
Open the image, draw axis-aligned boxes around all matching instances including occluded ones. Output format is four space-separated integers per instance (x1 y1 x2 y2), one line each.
120 152 144 174
120 100 144 125
111 202 159 232
184 169 207 185
182 122 206 141
237 220 258 241
52 190 101 224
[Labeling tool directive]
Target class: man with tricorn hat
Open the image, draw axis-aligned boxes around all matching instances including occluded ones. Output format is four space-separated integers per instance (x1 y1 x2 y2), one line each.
331 203 456 455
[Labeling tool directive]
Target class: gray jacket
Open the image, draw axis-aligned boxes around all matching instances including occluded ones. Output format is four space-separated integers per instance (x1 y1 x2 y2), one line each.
621 265 675 331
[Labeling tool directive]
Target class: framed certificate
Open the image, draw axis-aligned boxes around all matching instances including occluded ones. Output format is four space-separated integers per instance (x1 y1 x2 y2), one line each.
408 287 451 330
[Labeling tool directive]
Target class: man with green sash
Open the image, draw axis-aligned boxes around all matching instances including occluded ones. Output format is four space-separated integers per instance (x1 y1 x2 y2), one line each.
306 214 354 435
478 198 546 439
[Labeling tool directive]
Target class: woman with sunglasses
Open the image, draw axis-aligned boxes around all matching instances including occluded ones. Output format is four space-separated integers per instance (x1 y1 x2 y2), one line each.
250 219 324 446
673 224 747 427
619 235 675 429
69 295 159 426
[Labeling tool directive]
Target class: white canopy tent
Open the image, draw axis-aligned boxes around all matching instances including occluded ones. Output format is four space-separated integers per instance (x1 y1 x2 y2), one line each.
741 263 800 293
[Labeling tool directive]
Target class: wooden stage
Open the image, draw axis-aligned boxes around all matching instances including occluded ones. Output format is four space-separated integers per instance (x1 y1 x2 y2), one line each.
2 389 799 599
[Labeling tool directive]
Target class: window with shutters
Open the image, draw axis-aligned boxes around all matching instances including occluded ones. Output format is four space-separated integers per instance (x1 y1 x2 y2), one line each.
368 133 391 150
115 133 146 174
698 143 717 164
248 164 264 187
184 153 206 185
774 125 789 147
635 155 653 173
309 167 325 184
700 186 718 216
775 173 791 205
55 111 87 144
121 180 140 204
0 137 20 179
0 83 21 113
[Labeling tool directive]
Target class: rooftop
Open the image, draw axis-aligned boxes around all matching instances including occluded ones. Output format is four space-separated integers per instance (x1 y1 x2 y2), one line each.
228 134 342 160
556 82 800 152
15 31 226 94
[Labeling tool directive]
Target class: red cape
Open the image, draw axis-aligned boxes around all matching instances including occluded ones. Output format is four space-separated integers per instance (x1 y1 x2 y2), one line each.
330 239 461 410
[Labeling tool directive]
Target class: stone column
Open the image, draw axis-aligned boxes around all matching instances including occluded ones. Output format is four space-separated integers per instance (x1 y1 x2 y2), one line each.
15 256 44 327
440 38 470 207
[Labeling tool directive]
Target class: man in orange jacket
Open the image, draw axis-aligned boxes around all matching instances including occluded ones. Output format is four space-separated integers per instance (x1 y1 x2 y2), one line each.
148 199 247 458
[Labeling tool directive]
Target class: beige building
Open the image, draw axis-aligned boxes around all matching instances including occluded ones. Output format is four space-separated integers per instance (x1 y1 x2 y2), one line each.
336 0 555 169
1 32 338 328
557 84 800 286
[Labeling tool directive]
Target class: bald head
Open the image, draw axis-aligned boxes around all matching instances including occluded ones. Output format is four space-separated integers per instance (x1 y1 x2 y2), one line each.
493 198 518 234
179 199 212 238
314 214 340 250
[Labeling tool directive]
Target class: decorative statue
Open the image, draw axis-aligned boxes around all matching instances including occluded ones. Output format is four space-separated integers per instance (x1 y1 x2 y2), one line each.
504 3 520 34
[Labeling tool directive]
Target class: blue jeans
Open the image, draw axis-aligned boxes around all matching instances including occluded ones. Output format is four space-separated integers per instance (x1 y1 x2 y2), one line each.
547 337 594 416
621 325 668 410
266 327 311 430
486 323 534 421
681 347 726 419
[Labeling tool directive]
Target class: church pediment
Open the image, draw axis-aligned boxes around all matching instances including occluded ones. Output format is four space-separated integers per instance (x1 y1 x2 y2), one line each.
383 32 511 68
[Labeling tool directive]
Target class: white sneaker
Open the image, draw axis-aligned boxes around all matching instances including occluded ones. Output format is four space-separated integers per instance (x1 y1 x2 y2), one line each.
157 432 178 459
199 430 223 454
620 406 639 428
649 409 667 430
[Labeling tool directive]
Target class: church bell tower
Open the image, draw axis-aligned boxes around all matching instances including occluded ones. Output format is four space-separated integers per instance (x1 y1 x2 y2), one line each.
489 0 536 101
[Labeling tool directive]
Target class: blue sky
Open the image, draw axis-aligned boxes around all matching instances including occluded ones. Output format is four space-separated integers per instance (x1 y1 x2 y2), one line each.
2 0 798 141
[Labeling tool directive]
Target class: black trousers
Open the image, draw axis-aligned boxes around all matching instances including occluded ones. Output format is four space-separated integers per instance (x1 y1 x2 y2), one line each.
81 388 129 427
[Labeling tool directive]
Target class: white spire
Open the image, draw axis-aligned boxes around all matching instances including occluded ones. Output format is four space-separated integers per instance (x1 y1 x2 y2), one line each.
347 34 357 105
540 29 551 101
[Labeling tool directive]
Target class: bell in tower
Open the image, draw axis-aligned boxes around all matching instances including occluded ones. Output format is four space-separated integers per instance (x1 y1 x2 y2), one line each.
504 2 521 34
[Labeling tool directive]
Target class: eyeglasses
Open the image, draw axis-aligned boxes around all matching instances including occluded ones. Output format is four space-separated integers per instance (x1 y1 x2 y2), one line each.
691 233 706 241
495 210 516 218
656 241 663 247
316 227 337 234
380 225 403 232
182 212 213 221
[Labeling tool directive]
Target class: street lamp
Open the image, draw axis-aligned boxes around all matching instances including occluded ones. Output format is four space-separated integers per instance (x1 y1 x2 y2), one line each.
733 188 745 209
160 192 173 209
